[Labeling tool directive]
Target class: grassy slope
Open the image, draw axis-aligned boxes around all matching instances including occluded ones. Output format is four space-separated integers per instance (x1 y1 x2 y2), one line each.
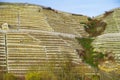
0 2 88 36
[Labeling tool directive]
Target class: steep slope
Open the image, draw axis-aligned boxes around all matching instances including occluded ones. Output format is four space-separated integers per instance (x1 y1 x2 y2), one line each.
93 33 120 62
0 2 88 36
5 31 82 76
97 8 120 33
0 2 88 76
43 8 88 36
93 8 120 63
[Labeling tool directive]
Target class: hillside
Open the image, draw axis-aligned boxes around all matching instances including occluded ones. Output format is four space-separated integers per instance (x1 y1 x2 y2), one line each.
0 2 88 36
91 9 120 79
0 2 120 78
93 8 120 64
96 8 120 33
0 2 89 76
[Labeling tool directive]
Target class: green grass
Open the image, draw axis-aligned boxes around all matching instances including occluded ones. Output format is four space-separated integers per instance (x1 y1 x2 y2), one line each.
76 37 105 67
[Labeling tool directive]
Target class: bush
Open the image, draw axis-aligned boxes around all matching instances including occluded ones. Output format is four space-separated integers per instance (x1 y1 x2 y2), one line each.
3 73 17 80
0 66 5 80
76 37 105 67
54 59 82 80
25 71 57 80
80 18 107 37
0 72 4 80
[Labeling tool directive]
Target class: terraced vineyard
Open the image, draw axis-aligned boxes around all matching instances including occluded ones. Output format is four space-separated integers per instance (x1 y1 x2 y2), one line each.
0 33 6 72
0 3 89 76
93 33 120 62
0 2 120 78
0 31 83 76
100 8 120 33
0 3 88 36
93 8 120 64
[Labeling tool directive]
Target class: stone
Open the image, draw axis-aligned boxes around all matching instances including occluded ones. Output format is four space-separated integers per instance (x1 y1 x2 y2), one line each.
1 23 9 30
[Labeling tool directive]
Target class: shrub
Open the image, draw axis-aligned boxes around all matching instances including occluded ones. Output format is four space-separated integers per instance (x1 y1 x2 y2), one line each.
25 71 57 80
3 73 17 80
0 72 4 80
0 66 5 80
81 18 107 37
76 37 105 67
